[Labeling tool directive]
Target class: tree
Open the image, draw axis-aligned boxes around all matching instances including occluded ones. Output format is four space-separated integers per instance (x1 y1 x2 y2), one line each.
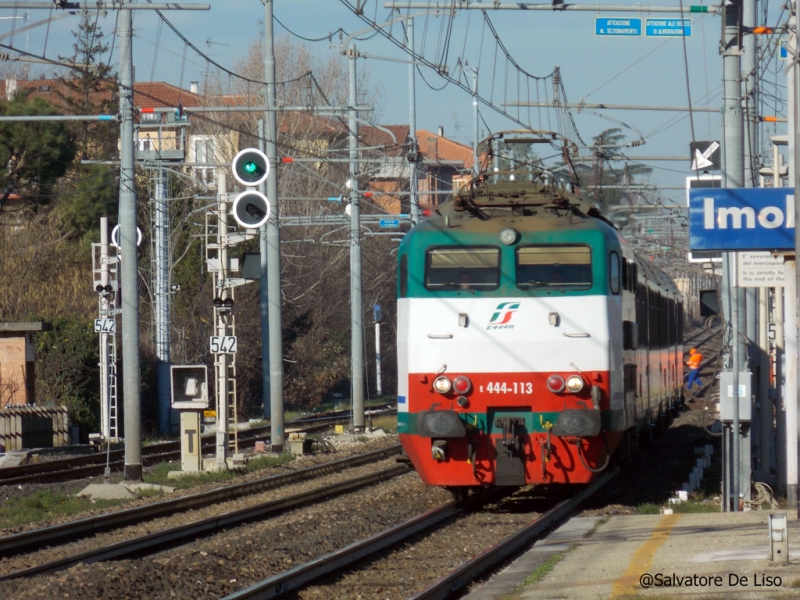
57 165 118 235
49 13 119 237
0 92 76 209
35 316 101 433
56 12 118 160
585 128 652 213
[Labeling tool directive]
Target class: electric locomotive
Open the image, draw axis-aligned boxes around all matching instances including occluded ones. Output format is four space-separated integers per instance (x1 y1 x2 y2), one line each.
396 133 684 490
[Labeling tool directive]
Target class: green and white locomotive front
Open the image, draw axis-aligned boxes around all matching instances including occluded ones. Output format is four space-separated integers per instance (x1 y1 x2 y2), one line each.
396 202 627 487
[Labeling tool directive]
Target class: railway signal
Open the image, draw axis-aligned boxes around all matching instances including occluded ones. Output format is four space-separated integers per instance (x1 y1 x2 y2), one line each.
232 148 270 187
231 148 271 229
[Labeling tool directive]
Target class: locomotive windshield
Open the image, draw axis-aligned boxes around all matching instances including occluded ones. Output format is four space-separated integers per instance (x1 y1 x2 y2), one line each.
425 247 500 290
516 245 592 290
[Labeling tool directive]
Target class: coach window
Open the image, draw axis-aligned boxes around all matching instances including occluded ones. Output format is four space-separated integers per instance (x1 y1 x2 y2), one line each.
609 252 620 295
425 247 500 290
622 257 629 290
399 254 408 297
515 245 592 290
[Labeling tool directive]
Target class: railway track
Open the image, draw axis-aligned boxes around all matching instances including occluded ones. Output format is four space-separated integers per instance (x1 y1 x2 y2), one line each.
0 445 406 581
223 473 614 600
3 467 612 599
0 405 396 486
0 444 402 557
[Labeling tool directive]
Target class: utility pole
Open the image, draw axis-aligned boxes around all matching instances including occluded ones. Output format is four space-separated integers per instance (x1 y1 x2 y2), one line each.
742 0 766 478
349 43 365 430
263 0 284 452
257 119 271 421
790 3 800 509
407 17 419 224
742 0 758 187
722 0 745 511
118 2 141 481
216 173 229 468
472 67 479 175
154 164 172 435
374 305 382 397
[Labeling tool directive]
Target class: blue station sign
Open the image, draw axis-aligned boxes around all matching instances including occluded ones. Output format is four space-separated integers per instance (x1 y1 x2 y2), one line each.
379 219 400 229
689 188 796 251
645 18 692 37
596 18 642 36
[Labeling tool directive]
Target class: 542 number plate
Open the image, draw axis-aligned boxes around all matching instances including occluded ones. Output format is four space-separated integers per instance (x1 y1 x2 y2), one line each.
94 319 116 333
210 336 237 354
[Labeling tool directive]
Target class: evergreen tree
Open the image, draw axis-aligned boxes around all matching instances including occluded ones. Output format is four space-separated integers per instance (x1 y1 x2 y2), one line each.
54 13 119 235
586 128 652 212
56 12 118 159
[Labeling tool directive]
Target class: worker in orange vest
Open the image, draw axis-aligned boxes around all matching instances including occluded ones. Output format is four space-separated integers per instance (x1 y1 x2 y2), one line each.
686 348 703 396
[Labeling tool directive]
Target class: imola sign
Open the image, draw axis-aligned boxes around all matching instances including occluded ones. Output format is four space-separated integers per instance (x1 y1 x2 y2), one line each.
689 188 796 251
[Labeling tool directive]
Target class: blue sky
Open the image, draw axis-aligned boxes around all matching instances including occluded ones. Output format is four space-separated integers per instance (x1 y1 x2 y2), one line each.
0 0 789 203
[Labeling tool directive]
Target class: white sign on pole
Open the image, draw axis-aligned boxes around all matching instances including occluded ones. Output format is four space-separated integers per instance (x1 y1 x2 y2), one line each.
736 252 786 287
94 318 117 333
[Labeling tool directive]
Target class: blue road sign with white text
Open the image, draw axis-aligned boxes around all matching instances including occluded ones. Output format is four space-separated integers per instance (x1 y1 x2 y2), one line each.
379 219 400 229
689 188 796 251
596 18 642 36
645 18 691 37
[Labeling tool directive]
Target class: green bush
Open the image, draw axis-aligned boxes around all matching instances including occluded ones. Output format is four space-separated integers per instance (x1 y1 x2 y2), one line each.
34 316 101 433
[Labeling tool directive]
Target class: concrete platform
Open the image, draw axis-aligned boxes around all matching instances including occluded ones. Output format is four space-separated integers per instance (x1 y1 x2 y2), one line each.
467 511 800 600
76 483 137 501
0 451 28 469
123 481 175 494
332 428 388 443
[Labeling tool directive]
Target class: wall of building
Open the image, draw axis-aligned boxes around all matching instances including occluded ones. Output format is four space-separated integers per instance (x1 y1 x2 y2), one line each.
0 334 30 408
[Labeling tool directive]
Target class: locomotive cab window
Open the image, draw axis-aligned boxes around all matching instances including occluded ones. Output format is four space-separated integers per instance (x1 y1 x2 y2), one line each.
515 245 592 290
425 247 500 290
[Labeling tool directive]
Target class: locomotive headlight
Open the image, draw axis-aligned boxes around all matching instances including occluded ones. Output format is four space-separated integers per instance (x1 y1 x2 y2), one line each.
566 375 585 393
433 376 452 394
546 374 566 393
452 376 472 395
499 227 519 245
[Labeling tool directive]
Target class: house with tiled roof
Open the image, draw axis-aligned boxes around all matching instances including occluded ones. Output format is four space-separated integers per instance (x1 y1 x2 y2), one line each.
1 76 239 188
416 127 475 210
359 125 474 215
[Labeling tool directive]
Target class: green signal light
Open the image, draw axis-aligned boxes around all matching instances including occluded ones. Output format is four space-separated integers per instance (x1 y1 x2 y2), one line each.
244 161 258 174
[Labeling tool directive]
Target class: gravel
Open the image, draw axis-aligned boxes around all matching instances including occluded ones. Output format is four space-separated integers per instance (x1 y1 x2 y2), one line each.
0 332 724 598
578 327 722 516
0 435 399 536
2 469 453 599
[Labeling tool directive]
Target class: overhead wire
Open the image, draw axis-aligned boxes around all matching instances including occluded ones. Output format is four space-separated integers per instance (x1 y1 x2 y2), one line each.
144 0 268 86
149 17 163 83
0 41 365 188
677 0 698 180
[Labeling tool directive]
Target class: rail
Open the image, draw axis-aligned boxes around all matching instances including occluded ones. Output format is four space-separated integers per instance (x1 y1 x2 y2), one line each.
0 461 408 581
0 445 402 556
0 406 396 486
222 492 491 600
408 472 615 600
224 472 614 600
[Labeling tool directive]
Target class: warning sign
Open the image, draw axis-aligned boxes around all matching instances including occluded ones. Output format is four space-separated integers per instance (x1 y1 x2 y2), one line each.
737 252 786 287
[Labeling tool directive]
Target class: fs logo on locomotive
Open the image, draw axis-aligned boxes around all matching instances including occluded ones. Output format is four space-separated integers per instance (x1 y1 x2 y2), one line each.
487 302 520 330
